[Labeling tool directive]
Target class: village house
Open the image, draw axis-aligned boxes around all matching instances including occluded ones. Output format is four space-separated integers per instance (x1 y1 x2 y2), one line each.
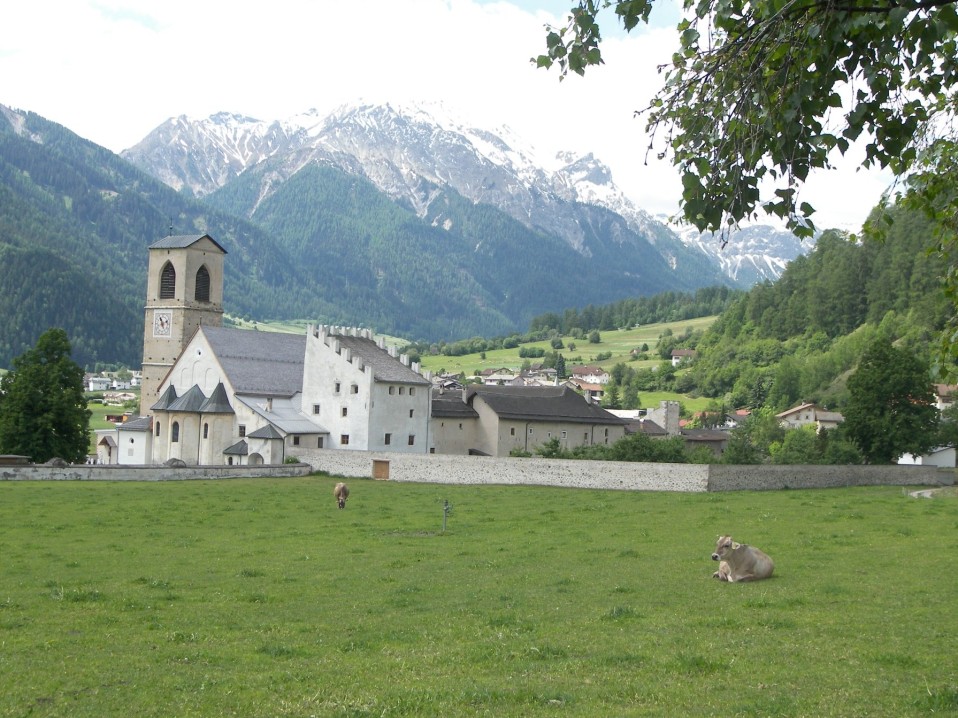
87 376 112 392
776 402 844 432
670 348 697 366
569 365 609 384
934 384 957 412
479 368 519 385
565 378 605 403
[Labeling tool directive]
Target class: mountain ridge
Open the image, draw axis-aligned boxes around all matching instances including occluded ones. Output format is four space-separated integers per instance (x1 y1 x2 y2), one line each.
0 100 808 369
123 102 812 286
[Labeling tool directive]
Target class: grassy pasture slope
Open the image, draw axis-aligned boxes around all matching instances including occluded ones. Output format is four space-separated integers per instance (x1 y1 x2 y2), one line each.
1 477 955 717
416 317 717 378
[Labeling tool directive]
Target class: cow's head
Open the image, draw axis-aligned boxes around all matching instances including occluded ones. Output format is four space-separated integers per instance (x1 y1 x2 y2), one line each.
712 535 740 561
338 495 347 509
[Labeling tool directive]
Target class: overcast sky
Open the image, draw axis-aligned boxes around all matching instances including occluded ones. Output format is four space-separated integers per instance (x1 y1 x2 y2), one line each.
1 0 891 231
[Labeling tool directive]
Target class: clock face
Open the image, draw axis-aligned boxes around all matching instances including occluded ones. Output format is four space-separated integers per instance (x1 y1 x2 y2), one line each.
153 311 172 337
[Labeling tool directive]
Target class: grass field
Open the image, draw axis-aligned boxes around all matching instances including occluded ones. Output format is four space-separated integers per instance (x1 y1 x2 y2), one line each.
416 317 717 378
1 477 956 717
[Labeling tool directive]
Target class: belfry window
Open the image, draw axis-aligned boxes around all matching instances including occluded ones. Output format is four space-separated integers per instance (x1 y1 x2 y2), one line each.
160 262 176 299
195 266 211 302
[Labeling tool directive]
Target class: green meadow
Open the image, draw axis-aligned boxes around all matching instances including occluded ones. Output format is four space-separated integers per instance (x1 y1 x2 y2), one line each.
1 477 955 717
416 317 717 378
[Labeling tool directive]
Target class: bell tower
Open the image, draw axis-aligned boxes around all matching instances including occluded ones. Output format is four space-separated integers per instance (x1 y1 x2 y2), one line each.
140 234 226 414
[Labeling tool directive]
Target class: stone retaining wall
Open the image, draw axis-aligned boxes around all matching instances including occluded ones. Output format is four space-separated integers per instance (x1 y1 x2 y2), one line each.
706 463 952 491
298 449 953 492
1 451 951 491
0 463 312 482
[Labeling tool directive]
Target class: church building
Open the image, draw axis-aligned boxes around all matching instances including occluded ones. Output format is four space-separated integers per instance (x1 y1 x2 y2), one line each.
98 234 431 465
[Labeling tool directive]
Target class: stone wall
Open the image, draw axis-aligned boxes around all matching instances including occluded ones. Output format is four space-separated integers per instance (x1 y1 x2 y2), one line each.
0 463 312 482
297 448 953 492
706 463 952 491
2 451 951 491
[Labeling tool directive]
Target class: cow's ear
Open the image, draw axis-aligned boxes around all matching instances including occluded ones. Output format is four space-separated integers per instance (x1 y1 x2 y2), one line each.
731 542 741 550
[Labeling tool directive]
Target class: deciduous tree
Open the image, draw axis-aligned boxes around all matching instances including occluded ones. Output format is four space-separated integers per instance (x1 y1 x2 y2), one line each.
0 328 91 463
844 337 938 463
535 0 958 239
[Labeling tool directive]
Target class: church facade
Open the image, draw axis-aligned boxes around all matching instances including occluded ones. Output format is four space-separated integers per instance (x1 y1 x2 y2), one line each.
98 234 431 466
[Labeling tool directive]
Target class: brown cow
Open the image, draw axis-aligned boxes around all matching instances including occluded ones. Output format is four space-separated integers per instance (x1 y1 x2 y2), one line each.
333 482 349 509
711 535 774 582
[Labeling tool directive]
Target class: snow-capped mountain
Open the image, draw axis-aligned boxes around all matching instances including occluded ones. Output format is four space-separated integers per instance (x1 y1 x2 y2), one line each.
123 102 803 285
668 222 816 285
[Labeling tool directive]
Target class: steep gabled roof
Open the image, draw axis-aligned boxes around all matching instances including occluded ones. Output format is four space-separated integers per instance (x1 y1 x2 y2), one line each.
335 335 431 385
466 385 626 425
200 326 306 397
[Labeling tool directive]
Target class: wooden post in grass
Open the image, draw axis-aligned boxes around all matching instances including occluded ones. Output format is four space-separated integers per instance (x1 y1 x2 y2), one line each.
442 500 452 533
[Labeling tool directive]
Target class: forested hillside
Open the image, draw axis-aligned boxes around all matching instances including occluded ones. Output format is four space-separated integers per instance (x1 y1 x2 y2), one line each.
0 105 736 370
206 162 724 340
0 109 343 369
672 209 951 410
527 285 744 334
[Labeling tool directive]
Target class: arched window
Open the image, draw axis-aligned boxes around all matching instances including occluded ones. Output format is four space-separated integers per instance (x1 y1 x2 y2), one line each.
195 266 210 302
171 422 180 443
203 423 209 439
155 422 161 437
160 262 176 299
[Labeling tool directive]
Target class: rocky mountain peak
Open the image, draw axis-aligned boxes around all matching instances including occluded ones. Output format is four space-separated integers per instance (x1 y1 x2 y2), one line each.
121 101 807 284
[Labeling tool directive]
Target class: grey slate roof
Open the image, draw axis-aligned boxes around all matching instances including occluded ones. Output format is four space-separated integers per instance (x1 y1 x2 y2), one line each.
223 440 248 455
236 395 327 435
167 384 208 412
335 335 431 385
150 234 227 253
466 385 627 425
151 385 178 411
247 424 284 440
199 382 234 414
200 326 307 397
431 389 479 419
117 416 153 432
680 429 730 442
635 420 668 437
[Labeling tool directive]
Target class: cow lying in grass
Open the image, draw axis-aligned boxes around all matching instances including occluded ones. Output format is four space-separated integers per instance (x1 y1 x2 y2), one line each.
333 482 349 509
711 535 774 582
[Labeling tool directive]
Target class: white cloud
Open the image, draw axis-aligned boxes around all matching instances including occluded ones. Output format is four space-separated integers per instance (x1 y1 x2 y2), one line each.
0 0 888 230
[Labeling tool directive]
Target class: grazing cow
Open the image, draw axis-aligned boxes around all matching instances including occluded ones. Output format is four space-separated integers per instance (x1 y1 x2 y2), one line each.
711 535 774 582
333 482 349 509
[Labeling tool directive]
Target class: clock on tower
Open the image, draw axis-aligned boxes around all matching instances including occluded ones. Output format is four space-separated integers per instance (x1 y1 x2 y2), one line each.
152 310 172 337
